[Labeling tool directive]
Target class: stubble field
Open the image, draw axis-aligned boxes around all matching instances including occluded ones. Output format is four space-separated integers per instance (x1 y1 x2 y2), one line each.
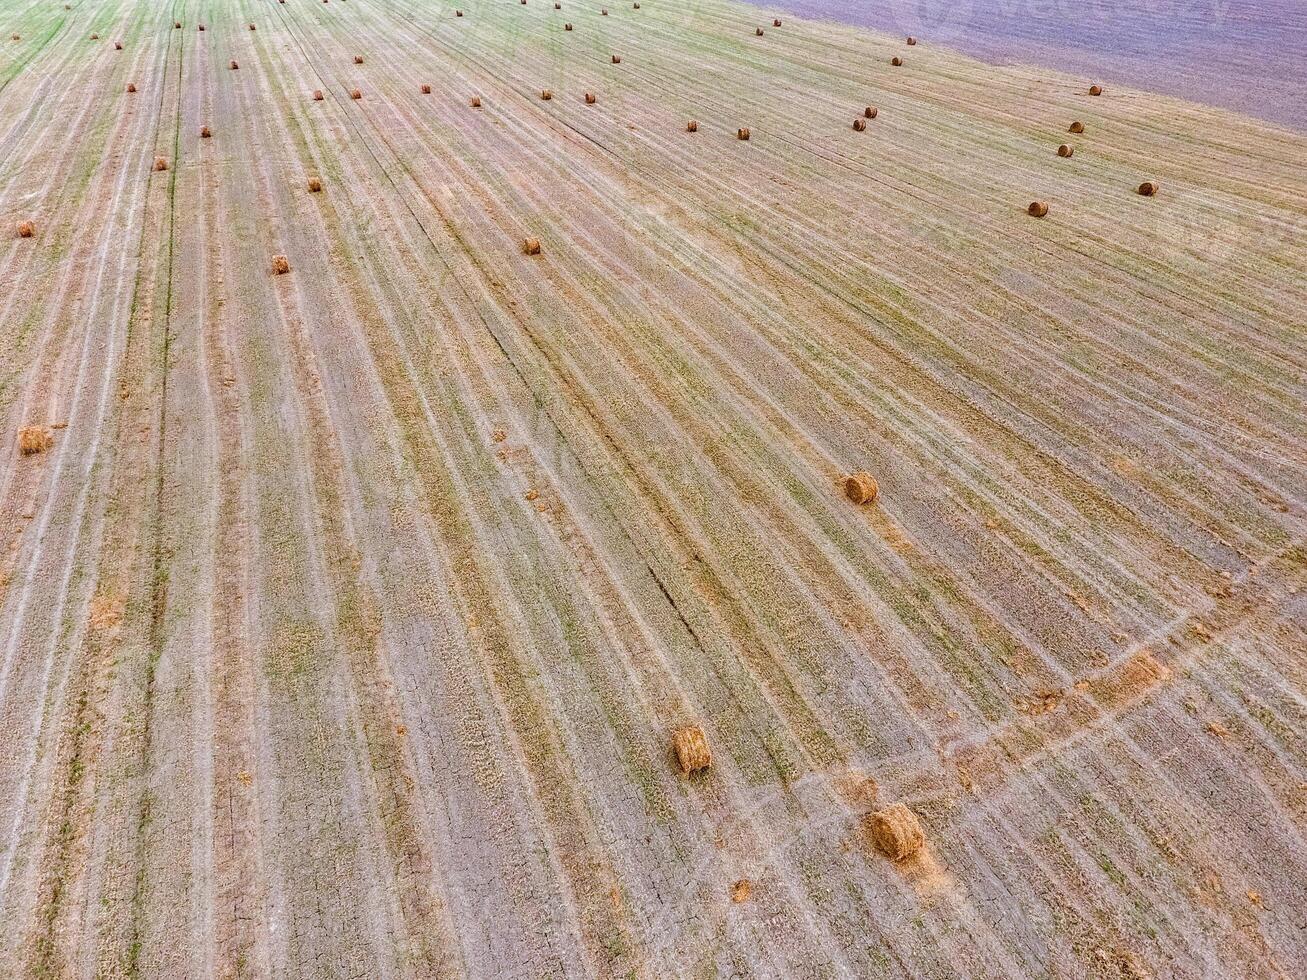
1 1 1304 977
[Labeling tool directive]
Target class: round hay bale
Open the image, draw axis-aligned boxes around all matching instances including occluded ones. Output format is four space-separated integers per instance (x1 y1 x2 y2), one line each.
200 126 211 138
866 803 925 861
421 83 432 94
844 471 878 505
891 56 903 66
1057 144 1073 157
565 23 572 30
17 221 35 238
864 106 878 119
198 24 205 32
18 426 53 457
272 254 290 275
774 18 782 27
555 2 561 8
354 55 363 64
737 127 751 140
230 60 239 70
853 118 866 131
11 34 19 41
755 27 764 36
1137 180 1159 196
313 89 324 100
584 91 596 104
1089 84 1102 96
126 82 136 93
350 88 362 100
153 157 169 172
522 238 542 256
115 41 122 50
540 89 552 100
601 7 608 13
456 9 463 15
307 177 322 192
1068 120 1084 134
686 120 698 132
611 54 621 64
672 725 711 774
1027 200 1048 217
470 95 482 107
90 33 99 40
175 21 181 29
249 23 256 31
634 1 641 7
907 36 917 45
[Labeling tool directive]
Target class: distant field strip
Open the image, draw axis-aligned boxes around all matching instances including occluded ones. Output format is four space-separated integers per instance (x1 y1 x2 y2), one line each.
0 1 1304 977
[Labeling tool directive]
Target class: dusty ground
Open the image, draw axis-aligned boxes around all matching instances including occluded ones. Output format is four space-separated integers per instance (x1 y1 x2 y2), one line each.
1 1 1304 977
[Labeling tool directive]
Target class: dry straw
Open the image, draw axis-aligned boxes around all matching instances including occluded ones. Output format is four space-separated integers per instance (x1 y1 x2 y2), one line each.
1027 200 1048 217
18 426 53 456
867 803 924 861
845 472 878 504
672 725 711 774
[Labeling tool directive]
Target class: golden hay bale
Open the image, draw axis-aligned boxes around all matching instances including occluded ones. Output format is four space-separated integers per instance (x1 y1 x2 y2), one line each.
307 177 322 192
126 82 136 93
198 24 205 32
17 221 34 238
230 60 239 70
456 9 463 15
522 238 542 255
174 21 181 29
540 89 553 100
611 54 621 63
90 33 99 40
1068 120 1084 133
1028 200 1049 217
853 118 866 132
354 55 363 64
844 471 878 505
864 105 878 119
774 18 782 27
1089 84 1102 96
421 83 432 94
907 36 917 45
1137 180 1159 196
755 27 764 36
633 1 640 7
350 88 362 99
555 2 561 8
115 41 122 50
867 803 925 861
731 879 752 903
313 89 324 100
686 120 698 132
891 56 903 66
601 7 608 13
272 254 290 275
470 95 482 107
200 126 211 138
565 23 572 31
584 92 596 104
249 24 256 31
153 157 169 172
737 127 750 140
672 725 711 774
18 426 53 456
11 34 19 41
1057 144 1073 157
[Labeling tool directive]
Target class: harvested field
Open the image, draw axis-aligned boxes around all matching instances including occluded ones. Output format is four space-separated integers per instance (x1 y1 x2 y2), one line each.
1 1 1305 978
